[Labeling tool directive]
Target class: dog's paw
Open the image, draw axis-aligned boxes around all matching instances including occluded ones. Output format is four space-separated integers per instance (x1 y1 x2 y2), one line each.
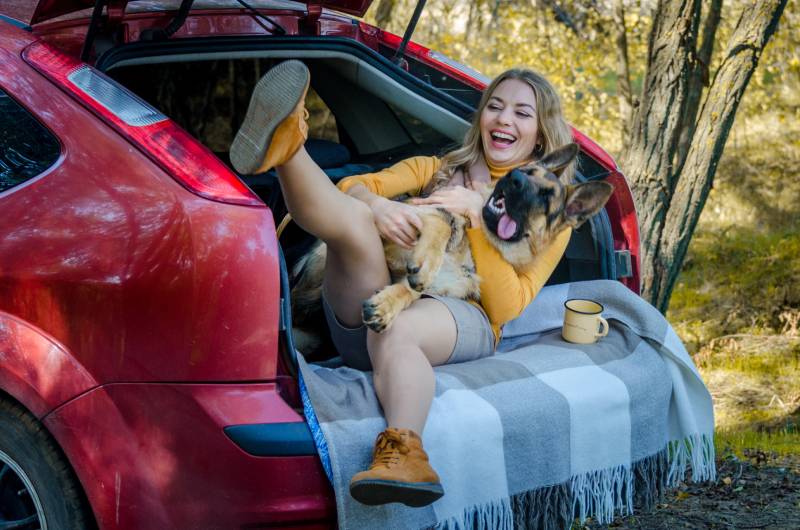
362 297 392 333
406 263 428 292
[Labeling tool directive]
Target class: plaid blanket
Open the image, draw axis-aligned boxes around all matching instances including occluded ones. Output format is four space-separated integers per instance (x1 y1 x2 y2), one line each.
298 280 716 529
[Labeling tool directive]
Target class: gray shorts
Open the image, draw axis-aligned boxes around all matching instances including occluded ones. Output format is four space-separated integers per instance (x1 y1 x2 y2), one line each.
321 293 496 371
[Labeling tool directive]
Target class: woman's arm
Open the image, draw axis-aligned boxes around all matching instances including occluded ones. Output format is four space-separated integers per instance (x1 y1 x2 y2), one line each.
337 156 440 198
466 228 571 326
337 156 441 249
346 184 422 248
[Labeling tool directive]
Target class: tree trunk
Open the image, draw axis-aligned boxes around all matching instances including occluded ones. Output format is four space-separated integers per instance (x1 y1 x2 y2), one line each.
374 0 397 29
675 0 723 169
620 0 702 306
652 0 788 312
612 0 634 150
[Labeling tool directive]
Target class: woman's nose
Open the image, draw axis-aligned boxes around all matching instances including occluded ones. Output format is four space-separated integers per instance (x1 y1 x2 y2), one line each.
497 107 514 125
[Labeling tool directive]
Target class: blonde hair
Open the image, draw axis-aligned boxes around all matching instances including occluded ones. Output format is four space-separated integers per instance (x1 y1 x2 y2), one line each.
429 68 575 191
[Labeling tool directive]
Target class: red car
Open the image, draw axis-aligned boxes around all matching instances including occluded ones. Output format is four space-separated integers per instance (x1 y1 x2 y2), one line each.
0 1 640 528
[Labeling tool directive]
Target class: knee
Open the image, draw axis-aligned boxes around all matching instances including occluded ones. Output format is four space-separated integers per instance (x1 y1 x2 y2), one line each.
325 200 381 254
336 200 376 240
367 314 419 364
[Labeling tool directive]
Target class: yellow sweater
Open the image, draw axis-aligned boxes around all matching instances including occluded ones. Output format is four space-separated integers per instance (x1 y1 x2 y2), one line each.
338 156 571 343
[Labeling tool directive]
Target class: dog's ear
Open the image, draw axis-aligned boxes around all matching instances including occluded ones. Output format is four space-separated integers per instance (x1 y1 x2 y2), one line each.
537 143 579 176
563 181 615 228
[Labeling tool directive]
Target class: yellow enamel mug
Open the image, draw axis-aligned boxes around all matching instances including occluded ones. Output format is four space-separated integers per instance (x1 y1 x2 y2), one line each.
562 299 609 344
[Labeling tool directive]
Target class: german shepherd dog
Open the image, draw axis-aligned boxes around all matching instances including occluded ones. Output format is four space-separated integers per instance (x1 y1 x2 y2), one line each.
291 143 613 347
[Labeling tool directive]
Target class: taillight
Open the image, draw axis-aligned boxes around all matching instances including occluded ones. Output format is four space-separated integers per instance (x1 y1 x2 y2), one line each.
23 41 264 207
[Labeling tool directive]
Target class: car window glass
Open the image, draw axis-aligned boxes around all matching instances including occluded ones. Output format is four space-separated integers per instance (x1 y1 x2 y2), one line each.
386 102 450 147
306 87 339 143
0 89 60 193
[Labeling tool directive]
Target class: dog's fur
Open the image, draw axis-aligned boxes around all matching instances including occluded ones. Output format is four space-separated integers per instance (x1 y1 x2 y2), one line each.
291 143 614 350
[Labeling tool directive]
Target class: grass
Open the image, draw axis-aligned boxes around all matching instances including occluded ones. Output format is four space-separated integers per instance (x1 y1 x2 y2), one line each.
716 429 800 457
667 106 800 458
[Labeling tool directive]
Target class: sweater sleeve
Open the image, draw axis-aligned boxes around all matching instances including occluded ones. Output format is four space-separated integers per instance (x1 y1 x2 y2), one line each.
466 227 572 327
336 156 441 198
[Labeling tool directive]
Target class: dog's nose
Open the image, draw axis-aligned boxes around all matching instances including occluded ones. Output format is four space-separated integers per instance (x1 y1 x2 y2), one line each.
509 169 527 190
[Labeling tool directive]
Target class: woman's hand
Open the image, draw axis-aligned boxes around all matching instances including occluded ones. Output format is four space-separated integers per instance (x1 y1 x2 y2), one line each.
411 186 484 228
370 197 423 249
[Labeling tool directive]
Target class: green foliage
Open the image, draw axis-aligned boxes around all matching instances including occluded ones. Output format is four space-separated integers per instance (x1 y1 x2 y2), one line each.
363 1 798 158
716 429 800 457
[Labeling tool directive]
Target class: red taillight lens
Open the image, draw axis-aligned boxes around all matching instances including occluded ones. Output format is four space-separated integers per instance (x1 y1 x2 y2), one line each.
23 41 264 207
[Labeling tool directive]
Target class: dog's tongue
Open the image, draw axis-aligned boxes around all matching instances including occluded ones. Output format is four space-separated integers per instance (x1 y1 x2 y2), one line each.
497 214 517 240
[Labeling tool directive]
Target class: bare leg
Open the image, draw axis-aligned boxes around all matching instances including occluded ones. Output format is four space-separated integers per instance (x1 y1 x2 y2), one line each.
277 148 390 327
366 298 458 434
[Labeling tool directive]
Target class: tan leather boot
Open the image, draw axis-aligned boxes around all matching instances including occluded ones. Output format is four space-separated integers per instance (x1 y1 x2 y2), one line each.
349 428 444 507
229 60 309 175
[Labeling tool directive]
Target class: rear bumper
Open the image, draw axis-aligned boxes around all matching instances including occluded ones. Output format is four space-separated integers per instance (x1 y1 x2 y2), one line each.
43 382 335 529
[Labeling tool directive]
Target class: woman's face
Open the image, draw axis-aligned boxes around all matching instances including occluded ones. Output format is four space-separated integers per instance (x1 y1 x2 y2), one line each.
479 78 540 168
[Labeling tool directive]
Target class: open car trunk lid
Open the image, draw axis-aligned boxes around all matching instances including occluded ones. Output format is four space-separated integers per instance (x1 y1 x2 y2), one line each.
30 0 375 25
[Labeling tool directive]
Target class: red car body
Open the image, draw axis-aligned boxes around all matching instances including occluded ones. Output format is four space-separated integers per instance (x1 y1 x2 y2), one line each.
0 1 640 528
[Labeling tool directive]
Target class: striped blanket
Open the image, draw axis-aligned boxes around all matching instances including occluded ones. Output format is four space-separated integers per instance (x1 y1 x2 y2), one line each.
298 280 716 529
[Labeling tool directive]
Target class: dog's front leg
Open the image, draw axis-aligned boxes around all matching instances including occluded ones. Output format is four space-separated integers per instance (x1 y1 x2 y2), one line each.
362 279 422 333
406 211 452 292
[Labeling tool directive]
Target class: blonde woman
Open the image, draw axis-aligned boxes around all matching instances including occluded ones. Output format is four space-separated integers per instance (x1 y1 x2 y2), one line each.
230 61 575 508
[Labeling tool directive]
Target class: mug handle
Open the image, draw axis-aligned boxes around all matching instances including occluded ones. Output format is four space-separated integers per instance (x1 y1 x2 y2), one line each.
596 317 609 338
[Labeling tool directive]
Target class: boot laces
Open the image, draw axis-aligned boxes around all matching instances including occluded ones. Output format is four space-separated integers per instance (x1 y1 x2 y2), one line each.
371 431 410 468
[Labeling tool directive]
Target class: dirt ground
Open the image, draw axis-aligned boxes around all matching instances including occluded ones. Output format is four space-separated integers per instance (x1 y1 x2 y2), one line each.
582 451 800 530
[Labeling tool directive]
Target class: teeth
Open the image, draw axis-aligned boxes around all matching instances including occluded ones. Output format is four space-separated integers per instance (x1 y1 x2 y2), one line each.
487 195 506 215
491 131 516 142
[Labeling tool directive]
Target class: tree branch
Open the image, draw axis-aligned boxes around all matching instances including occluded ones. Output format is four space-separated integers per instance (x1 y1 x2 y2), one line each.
656 0 789 312
676 0 723 170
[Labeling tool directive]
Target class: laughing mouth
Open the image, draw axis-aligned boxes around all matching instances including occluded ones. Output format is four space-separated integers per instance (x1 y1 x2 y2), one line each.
490 130 517 146
486 194 518 240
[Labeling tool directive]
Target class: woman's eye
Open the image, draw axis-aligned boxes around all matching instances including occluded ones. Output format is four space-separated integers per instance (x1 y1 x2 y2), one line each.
517 112 531 118
488 104 502 111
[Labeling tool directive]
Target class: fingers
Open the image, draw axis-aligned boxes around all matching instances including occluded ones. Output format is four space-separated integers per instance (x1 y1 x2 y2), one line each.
405 208 424 232
382 222 415 248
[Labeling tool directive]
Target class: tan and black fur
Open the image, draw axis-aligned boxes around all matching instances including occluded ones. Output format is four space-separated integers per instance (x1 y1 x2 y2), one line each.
291 143 614 348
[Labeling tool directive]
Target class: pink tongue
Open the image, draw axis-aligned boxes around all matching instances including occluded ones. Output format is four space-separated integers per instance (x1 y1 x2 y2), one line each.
497 214 517 240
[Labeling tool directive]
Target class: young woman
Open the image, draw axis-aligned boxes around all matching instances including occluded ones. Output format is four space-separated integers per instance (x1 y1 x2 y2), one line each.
229 61 575 508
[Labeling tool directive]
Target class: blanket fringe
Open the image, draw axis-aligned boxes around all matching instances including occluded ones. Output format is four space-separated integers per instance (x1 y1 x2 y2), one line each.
431 436 715 530
433 497 514 530
667 432 717 484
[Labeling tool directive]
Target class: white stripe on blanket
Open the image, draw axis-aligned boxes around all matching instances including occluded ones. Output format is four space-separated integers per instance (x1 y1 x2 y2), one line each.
537 365 631 475
426 389 509 523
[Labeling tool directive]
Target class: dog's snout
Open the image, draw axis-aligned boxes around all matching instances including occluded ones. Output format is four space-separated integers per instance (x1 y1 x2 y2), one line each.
510 170 527 191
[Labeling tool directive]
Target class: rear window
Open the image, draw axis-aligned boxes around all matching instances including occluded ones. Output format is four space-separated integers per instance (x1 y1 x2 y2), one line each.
0 88 60 192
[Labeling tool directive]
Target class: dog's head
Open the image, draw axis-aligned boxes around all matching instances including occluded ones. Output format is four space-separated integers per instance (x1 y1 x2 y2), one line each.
481 143 614 268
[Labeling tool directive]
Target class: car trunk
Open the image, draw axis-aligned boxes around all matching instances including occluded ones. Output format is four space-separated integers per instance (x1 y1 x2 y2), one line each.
95 36 619 374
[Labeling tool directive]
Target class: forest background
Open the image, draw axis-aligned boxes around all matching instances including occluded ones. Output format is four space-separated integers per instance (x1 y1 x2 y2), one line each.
363 0 799 457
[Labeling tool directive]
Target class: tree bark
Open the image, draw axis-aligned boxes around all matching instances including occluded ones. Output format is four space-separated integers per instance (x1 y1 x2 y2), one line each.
675 0 723 169
620 0 702 307
612 0 634 150
652 0 788 312
374 0 397 29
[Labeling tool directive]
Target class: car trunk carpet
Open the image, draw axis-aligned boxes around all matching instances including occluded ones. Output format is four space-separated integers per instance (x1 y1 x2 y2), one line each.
298 279 716 529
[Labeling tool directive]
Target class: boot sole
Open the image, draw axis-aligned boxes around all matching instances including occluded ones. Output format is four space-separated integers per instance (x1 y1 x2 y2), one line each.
229 60 310 175
350 479 444 507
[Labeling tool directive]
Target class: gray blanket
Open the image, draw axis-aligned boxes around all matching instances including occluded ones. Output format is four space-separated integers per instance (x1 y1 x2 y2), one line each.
298 280 716 529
